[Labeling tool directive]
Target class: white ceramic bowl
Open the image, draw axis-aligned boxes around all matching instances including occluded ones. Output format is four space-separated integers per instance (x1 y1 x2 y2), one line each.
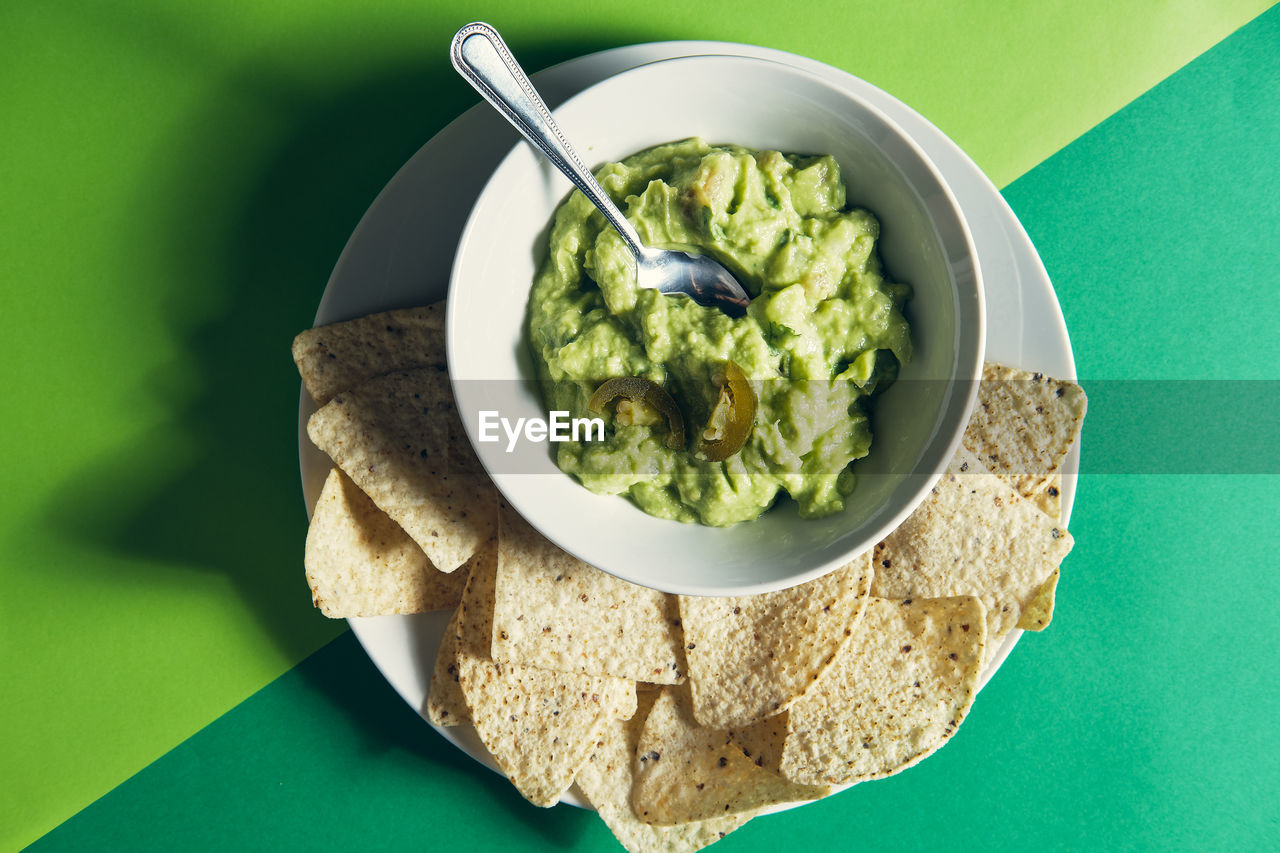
447 54 983 596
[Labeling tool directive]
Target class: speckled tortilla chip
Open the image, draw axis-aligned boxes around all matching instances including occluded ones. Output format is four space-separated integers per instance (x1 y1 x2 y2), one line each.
630 684 829 826
678 552 872 729
1037 473 1064 521
492 504 686 684
292 303 447 405
576 686 750 853
304 468 470 616
963 362 1087 518
426 606 469 727
735 596 986 786
872 448 1073 662
1017 568 1059 631
455 547 636 807
306 368 495 573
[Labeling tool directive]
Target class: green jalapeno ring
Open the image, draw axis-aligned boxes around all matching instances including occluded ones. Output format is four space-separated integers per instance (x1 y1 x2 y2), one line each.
697 361 757 462
588 377 687 450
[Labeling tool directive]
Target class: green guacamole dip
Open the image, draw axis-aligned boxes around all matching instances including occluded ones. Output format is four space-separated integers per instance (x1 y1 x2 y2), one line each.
528 138 911 526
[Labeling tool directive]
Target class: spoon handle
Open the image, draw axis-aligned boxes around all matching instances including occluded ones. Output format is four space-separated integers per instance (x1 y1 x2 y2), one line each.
450 22 646 258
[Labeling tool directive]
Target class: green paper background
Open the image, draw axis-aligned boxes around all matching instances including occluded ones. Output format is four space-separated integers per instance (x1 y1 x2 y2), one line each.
3 1 1278 850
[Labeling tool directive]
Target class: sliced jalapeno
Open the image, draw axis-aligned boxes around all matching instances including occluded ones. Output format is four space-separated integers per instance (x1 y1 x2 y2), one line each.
588 377 687 450
698 362 757 461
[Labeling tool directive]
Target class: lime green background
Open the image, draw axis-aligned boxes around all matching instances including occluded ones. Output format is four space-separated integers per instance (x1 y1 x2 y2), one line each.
3 1 1278 850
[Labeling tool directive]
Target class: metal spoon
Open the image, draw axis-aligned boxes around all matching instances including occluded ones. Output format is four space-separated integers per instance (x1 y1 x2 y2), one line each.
450 22 751 317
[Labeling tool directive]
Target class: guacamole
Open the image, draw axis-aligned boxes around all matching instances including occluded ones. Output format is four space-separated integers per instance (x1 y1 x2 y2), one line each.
528 138 911 526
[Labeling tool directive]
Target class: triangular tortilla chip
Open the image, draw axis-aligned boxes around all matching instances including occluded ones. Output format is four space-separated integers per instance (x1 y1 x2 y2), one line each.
576 686 750 853
678 552 872 729
872 448 1073 663
736 596 986 786
493 504 686 684
292 303 446 405
630 684 829 825
304 468 470 616
962 362 1087 518
306 368 495 572
455 546 636 807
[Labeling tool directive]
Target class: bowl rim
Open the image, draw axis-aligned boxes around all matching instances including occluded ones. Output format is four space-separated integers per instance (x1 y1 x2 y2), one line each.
446 52 986 596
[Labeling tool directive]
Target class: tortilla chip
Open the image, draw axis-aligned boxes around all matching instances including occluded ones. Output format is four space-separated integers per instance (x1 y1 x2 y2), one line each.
292 303 447 405
306 368 495 572
492 504 686 684
963 363 1086 517
304 468 470 616
426 606 469 727
724 716 788 783
576 686 750 853
1038 473 1064 521
736 596 986 786
678 552 873 729
630 684 830 825
1017 568 1059 631
872 448 1073 663
455 547 636 807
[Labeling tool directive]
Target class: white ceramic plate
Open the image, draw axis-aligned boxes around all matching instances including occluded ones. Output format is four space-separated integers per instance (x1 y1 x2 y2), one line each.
298 41 1078 810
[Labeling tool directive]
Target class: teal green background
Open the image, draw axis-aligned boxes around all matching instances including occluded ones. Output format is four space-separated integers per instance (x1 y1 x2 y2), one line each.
5 1 1279 850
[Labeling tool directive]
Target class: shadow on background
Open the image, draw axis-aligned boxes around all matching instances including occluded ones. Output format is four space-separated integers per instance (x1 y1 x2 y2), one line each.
36 7 645 826
43 17 620 656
